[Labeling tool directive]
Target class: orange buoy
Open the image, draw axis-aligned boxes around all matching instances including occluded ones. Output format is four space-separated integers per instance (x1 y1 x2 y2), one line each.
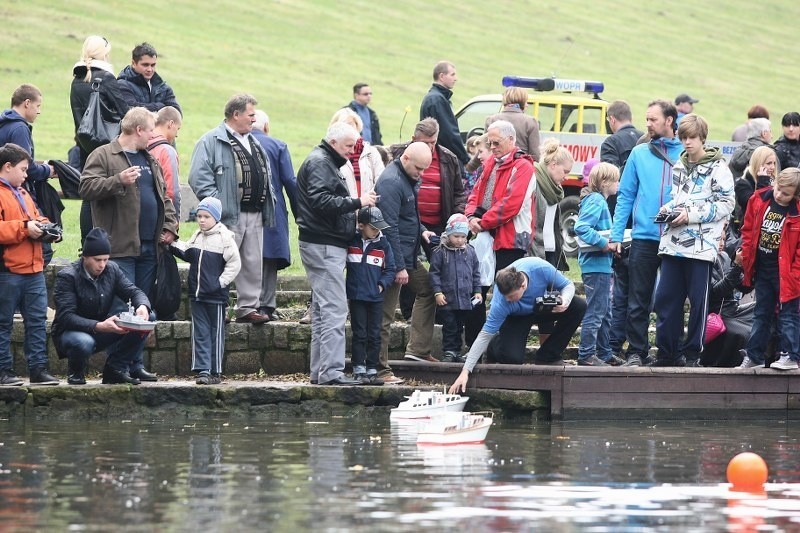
727 452 768 491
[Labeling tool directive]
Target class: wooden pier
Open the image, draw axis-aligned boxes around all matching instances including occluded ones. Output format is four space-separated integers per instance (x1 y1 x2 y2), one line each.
391 361 800 420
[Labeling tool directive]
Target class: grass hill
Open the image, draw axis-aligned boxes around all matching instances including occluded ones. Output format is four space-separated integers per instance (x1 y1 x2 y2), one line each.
2 0 799 269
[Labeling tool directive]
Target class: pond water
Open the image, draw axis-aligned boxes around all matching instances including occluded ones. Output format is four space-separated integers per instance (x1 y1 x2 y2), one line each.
1 414 800 531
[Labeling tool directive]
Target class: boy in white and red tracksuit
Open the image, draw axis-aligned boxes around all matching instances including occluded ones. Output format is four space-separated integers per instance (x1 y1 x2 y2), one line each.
346 207 395 385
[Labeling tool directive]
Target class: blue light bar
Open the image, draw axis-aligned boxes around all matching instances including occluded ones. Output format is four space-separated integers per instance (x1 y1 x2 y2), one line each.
502 76 604 95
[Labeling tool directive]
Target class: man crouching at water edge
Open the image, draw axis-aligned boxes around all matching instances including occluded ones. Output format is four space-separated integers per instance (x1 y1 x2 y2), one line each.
449 257 586 393
51 228 154 386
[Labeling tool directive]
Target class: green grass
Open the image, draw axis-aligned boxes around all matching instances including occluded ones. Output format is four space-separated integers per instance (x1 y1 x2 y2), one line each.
5 0 799 276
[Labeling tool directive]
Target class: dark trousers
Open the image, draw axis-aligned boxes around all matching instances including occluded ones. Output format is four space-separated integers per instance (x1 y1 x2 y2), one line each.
350 299 383 371
464 248 525 347
745 271 800 364
654 255 711 360
439 309 471 353
609 254 629 354
625 239 660 355
190 300 225 375
487 296 587 363
56 330 149 373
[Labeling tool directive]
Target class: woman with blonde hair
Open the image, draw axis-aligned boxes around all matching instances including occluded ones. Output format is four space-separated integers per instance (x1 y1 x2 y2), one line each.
733 145 778 233
329 108 385 197
531 137 574 270
69 36 130 241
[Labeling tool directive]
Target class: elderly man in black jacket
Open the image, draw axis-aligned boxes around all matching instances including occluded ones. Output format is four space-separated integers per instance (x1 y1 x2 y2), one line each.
296 122 376 386
52 228 154 386
375 142 436 380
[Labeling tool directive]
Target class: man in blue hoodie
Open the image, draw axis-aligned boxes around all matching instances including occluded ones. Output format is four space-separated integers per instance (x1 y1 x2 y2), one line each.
609 99 682 367
0 85 56 206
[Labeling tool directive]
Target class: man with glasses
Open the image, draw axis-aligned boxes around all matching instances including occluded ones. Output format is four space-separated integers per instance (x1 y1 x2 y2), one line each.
463 120 537 345
346 83 382 145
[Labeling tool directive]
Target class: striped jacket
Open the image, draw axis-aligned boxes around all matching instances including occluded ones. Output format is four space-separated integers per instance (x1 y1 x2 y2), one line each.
345 232 396 302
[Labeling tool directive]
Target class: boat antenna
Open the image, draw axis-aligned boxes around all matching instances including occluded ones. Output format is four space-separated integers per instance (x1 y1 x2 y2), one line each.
551 39 574 78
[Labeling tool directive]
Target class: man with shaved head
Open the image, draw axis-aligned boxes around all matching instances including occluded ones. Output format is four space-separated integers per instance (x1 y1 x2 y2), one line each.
375 142 436 383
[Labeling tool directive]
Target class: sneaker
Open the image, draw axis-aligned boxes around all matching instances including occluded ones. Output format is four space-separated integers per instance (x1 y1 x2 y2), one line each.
353 372 371 385
208 375 222 384
578 355 609 367
623 354 642 367
603 354 626 366
685 358 702 368
29 365 59 385
381 373 405 385
651 356 686 367
367 374 384 386
0 368 23 386
196 373 211 385
770 354 800 371
736 356 759 369
404 353 439 363
441 351 464 363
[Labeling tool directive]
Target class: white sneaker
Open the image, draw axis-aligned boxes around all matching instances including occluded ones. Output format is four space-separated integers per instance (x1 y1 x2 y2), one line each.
736 356 759 369
770 355 799 371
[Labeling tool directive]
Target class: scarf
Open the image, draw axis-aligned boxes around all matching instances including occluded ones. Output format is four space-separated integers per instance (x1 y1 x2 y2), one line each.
534 161 564 206
348 137 364 188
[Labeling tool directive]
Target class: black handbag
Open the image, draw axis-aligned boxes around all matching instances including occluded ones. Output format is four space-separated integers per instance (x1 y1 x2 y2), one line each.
151 246 182 320
76 80 120 154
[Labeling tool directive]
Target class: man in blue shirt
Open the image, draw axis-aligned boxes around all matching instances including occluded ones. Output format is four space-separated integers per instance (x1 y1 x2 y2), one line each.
346 83 382 145
449 257 586 393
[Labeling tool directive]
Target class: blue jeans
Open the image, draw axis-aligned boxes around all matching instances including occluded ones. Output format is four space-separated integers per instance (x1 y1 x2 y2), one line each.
56 330 149 373
625 239 660 355
609 255 629 354
112 240 157 372
0 272 48 370
349 299 383 372
578 272 613 360
745 272 800 364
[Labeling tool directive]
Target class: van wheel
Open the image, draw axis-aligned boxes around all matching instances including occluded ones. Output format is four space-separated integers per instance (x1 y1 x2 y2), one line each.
559 196 580 257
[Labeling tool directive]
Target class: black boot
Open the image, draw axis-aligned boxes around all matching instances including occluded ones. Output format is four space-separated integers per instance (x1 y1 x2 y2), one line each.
67 358 86 385
102 365 140 385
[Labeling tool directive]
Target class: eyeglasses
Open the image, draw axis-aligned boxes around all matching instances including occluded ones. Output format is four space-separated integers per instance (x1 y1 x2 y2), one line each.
486 140 503 148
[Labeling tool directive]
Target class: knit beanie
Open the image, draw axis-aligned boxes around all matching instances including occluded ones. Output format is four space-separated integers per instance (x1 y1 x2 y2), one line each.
443 213 469 237
82 227 111 256
197 197 222 222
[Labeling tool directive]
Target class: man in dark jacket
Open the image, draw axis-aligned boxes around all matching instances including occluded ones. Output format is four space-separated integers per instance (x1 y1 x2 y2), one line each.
296 122 376 386
117 43 181 115
419 61 469 165
375 142 437 378
52 228 153 386
774 111 800 171
346 83 382 145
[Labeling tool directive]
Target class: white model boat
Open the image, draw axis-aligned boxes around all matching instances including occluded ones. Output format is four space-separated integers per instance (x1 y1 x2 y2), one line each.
389 389 469 420
416 411 493 445
116 300 155 333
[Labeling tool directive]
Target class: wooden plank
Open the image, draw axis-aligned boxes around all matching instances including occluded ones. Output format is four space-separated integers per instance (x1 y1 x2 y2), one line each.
562 375 790 394
562 392 787 410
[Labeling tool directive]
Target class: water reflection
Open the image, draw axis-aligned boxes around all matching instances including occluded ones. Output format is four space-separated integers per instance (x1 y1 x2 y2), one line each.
0 417 799 530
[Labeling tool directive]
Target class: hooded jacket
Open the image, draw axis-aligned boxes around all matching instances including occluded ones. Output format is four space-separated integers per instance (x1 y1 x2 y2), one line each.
429 241 481 310
611 136 683 243
0 110 51 186
740 187 800 302
170 221 241 304
465 150 536 251
117 65 182 114
574 191 613 274
658 147 735 261
0 181 47 274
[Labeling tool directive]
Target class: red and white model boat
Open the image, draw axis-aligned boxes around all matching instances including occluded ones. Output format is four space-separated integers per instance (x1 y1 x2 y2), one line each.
416 411 493 445
389 389 469 420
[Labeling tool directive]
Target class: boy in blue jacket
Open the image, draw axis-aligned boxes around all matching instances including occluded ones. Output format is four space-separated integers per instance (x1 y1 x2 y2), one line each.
170 197 241 385
346 207 396 385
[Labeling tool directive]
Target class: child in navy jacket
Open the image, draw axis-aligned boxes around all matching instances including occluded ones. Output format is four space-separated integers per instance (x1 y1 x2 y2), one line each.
346 207 396 384
429 214 482 363
170 197 241 384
